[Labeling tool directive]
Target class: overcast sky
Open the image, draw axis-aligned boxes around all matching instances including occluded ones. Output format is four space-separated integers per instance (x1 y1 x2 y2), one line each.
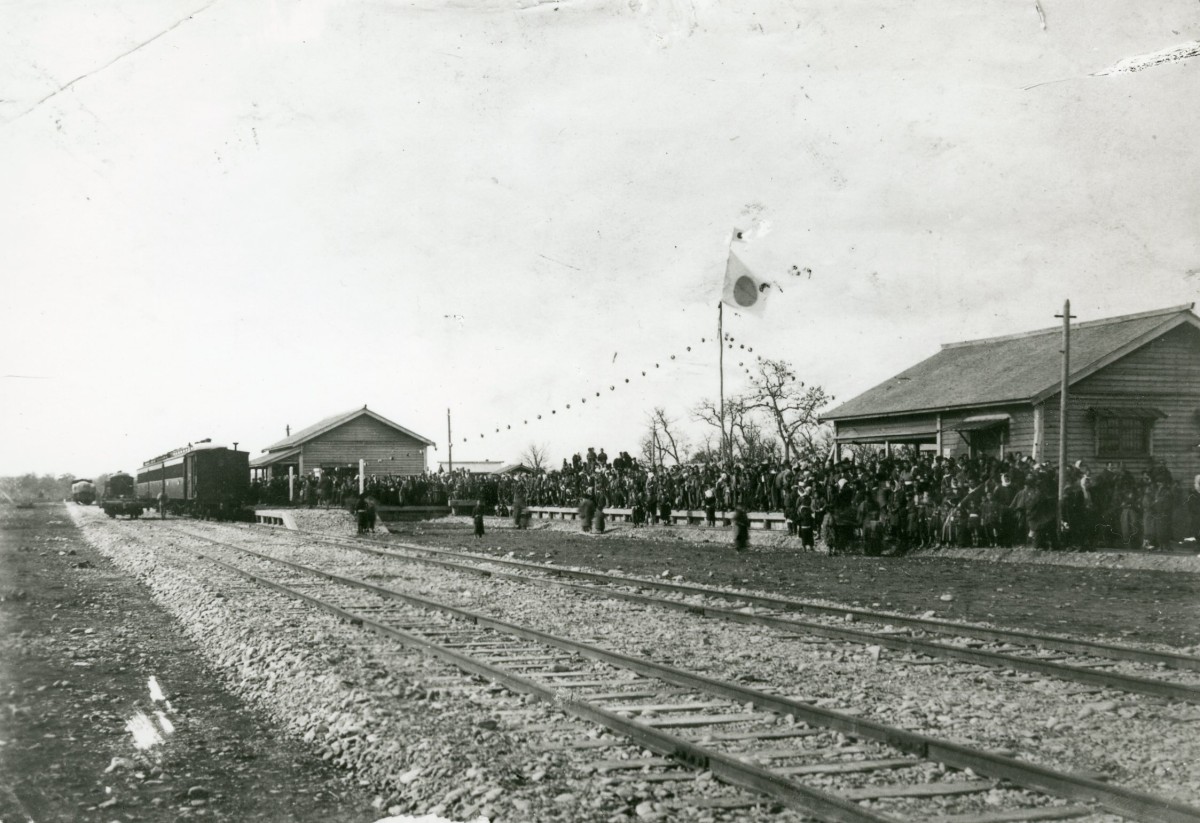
2 0 1198 477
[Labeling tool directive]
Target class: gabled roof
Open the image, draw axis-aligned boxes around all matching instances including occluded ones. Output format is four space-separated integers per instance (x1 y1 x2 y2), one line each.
249 447 302 468
822 304 1199 421
262 406 434 452
438 460 507 474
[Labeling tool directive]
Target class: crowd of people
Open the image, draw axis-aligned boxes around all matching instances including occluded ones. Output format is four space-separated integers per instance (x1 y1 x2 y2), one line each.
251 472 460 508
253 446 1200 554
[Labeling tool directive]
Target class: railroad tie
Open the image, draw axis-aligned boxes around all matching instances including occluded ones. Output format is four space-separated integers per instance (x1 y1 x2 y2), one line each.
926 805 1093 823
838 779 996 801
773 757 919 776
607 770 706 784
642 712 763 728
532 738 625 751
707 728 824 742
602 701 730 714
589 756 675 772
579 688 692 701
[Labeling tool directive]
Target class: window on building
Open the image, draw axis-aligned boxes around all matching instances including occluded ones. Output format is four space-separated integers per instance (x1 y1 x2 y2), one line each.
1091 408 1161 458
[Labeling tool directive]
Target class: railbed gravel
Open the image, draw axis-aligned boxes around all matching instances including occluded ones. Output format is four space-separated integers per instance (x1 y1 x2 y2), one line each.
70 508 810 823
191 521 1200 820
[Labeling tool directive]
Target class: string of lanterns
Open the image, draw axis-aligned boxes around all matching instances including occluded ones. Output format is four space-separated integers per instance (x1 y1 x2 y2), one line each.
460 331 781 444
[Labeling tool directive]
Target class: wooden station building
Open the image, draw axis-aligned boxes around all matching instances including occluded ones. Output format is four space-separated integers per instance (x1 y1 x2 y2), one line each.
820 304 1200 480
250 406 434 480
436 460 532 476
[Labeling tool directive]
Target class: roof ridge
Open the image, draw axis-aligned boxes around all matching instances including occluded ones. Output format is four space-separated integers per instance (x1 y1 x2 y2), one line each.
940 303 1195 350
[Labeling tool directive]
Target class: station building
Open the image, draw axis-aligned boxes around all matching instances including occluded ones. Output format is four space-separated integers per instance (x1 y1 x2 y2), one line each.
820 304 1200 481
250 406 434 480
436 460 533 476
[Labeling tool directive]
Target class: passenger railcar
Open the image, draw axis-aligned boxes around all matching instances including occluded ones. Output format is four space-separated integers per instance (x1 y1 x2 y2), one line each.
136 440 250 519
71 479 96 505
101 472 144 518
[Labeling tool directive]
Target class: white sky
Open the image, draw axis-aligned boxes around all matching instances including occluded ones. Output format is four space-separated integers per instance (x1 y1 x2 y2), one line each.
2 0 1198 477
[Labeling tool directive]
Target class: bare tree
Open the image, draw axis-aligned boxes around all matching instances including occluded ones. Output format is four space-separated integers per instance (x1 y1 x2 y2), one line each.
692 395 784 463
799 423 837 466
732 418 781 463
520 442 551 473
640 407 690 468
743 358 833 463
688 433 721 464
692 394 751 463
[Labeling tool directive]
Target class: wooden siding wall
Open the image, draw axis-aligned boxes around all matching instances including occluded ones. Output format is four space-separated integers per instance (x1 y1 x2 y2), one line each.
1041 324 1200 480
299 416 429 476
1006 406 1038 459
935 405 1032 459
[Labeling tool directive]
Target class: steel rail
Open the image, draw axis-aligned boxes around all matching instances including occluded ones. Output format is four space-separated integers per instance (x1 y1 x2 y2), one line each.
294 533 1200 703
328 531 1200 673
190 530 1200 823
185 548 901 822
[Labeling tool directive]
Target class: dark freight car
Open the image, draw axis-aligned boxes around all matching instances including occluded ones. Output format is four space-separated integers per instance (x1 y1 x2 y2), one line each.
136 440 250 519
101 472 144 518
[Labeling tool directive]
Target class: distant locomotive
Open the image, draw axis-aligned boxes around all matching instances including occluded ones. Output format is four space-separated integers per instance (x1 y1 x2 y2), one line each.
135 440 250 519
70 479 96 505
101 472 144 518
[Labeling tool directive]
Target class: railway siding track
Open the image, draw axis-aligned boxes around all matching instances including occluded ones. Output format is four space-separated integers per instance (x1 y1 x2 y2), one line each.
168 525 1200 823
273 529 1200 703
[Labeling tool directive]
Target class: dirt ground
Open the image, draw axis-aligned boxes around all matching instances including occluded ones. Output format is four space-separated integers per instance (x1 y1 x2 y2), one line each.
0 504 380 823
5 504 1199 823
385 520 1200 649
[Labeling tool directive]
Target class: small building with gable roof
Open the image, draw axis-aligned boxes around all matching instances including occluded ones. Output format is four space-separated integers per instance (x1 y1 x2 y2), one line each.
250 405 434 479
820 304 1200 480
436 460 534 476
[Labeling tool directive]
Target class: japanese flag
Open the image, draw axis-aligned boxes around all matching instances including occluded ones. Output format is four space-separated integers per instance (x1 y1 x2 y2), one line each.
721 250 772 317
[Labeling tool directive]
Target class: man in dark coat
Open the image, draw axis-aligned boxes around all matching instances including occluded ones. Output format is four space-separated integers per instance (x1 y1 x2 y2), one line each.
472 501 485 538
354 494 371 534
733 506 751 552
579 491 595 533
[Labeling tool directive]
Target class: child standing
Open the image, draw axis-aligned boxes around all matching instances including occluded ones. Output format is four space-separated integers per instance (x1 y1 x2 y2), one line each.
798 500 815 550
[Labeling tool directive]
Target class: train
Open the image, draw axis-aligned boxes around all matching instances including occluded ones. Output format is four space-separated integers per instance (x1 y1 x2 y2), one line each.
70 479 96 505
135 440 250 520
101 472 145 518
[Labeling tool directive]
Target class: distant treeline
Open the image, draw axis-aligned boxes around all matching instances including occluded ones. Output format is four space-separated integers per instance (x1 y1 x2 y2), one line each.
0 473 81 504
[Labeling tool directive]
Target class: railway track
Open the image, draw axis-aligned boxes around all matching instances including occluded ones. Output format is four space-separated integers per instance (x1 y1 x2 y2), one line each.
265 528 1200 704
156 523 1200 823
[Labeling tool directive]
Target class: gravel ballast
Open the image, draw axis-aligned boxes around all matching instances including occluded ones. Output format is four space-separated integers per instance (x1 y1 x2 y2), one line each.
69 507 807 823
209 522 1200 812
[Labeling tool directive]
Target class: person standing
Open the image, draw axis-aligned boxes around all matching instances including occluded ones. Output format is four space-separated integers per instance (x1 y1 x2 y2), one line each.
1119 485 1140 550
1188 474 1200 544
472 500 485 538
157 490 169 520
354 494 370 535
1151 479 1175 550
512 478 528 530
798 498 815 550
991 474 1015 547
733 506 750 552
579 490 595 533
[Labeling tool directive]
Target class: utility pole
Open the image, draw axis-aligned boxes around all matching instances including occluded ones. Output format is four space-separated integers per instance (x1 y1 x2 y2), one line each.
1055 300 1075 544
447 408 453 474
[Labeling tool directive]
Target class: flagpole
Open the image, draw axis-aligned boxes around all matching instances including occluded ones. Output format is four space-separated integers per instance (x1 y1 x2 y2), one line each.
718 300 726 465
